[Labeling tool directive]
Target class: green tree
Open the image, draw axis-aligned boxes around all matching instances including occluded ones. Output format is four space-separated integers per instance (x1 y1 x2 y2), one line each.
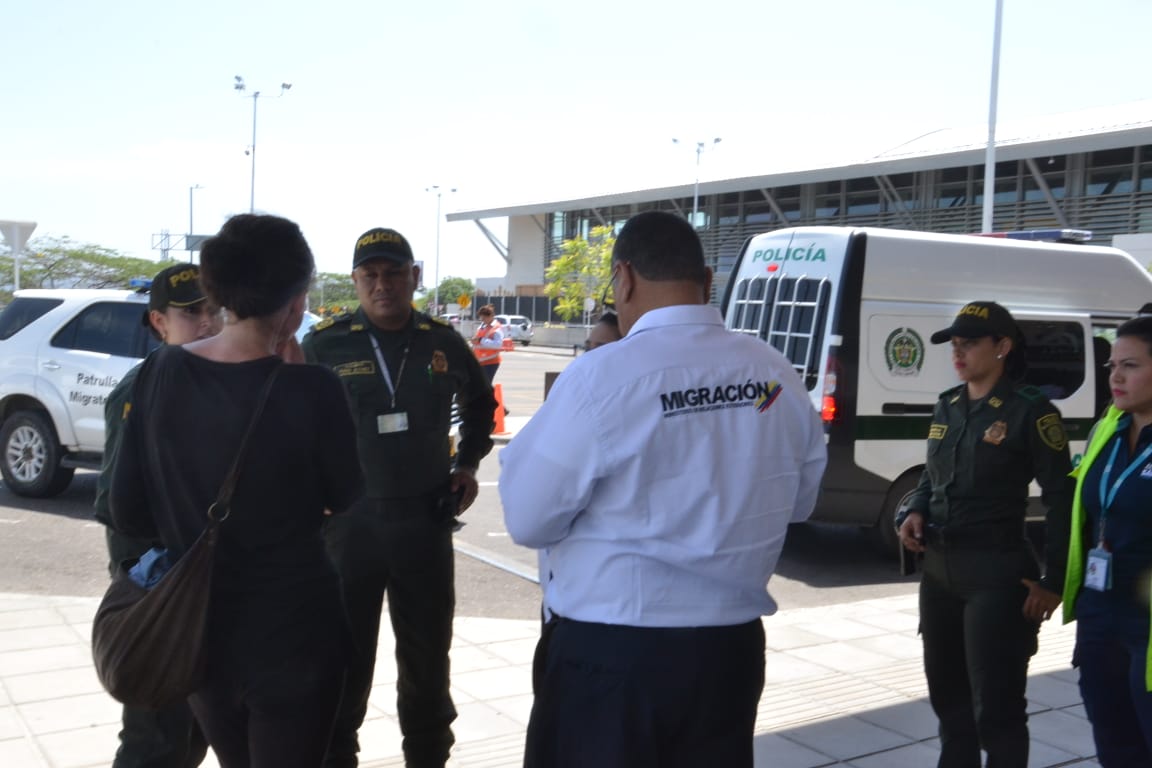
419 276 475 314
0 236 163 303
544 225 615 321
310 271 358 313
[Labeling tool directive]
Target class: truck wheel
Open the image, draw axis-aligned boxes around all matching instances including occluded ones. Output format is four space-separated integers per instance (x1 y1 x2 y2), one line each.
872 472 920 559
0 410 74 498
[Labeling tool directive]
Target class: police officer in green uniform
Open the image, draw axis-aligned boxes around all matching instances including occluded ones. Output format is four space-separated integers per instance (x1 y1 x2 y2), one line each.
95 263 220 768
897 301 1073 768
302 228 497 768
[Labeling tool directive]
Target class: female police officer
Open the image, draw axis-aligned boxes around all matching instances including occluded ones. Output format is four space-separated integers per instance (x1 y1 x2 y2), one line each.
897 301 1073 768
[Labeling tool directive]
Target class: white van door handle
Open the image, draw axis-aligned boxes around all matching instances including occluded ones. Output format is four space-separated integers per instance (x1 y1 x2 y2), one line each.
41 361 61 371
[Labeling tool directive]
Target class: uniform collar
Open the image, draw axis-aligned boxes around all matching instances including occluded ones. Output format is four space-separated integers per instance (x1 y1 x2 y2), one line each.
354 306 415 334
959 376 1016 409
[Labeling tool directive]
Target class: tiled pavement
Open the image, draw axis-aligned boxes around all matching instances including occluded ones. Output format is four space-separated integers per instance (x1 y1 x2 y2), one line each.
0 590 1098 768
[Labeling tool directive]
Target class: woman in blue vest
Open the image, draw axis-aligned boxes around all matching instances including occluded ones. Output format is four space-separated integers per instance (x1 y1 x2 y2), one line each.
1063 315 1152 767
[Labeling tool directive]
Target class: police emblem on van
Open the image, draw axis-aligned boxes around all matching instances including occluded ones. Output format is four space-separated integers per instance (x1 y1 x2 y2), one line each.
884 328 925 377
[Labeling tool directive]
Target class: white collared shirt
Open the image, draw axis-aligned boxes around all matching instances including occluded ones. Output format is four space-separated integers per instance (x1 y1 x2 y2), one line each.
499 305 827 627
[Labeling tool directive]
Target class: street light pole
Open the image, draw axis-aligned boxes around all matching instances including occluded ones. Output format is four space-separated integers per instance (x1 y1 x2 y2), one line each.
234 76 292 213
982 0 1005 234
188 184 203 261
248 93 258 213
425 185 456 316
673 137 722 227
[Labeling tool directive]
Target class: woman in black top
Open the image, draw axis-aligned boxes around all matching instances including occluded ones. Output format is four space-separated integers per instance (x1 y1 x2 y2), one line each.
111 214 364 767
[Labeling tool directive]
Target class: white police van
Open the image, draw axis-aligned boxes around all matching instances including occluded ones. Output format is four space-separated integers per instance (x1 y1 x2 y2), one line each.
720 226 1152 553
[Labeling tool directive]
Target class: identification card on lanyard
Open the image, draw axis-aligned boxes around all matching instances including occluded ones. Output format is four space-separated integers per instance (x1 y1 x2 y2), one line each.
370 333 409 434
377 411 409 434
1088 434 1152 591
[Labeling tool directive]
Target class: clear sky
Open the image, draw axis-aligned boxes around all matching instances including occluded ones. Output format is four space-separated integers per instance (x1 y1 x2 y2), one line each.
1 0 1149 285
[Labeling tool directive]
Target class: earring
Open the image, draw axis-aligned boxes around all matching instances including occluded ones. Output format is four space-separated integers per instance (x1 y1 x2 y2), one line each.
996 354 1003 359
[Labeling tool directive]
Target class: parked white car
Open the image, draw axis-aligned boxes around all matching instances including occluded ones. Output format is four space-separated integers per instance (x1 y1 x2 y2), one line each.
0 289 156 497
495 314 533 346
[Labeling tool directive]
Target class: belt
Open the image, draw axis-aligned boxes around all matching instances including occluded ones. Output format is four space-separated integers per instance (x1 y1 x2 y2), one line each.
923 522 1026 551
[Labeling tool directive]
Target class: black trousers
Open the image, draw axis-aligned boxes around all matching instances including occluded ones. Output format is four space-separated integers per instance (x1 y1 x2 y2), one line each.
920 554 1039 768
114 701 209 768
323 496 457 768
525 618 766 768
187 641 345 768
105 527 209 768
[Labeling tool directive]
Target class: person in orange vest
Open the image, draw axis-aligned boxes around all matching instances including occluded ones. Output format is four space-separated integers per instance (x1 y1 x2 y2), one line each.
471 304 505 385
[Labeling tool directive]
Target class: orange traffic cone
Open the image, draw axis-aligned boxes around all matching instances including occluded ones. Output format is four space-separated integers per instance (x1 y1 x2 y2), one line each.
492 383 509 435
501 337 515 351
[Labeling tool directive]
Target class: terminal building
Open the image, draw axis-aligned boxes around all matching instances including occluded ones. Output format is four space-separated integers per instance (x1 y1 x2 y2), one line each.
448 100 1152 307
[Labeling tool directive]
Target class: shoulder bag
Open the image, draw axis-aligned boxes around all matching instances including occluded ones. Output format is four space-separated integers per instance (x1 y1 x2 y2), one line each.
92 363 281 708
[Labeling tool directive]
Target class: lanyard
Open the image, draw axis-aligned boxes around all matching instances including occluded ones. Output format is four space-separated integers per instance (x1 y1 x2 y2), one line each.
369 333 410 410
1096 431 1152 545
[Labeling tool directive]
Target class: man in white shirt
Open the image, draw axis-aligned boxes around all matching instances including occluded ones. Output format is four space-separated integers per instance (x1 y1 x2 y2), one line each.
499 210 827 768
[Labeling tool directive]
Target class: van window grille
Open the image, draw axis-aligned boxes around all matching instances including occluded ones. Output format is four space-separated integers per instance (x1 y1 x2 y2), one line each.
727 275 831 390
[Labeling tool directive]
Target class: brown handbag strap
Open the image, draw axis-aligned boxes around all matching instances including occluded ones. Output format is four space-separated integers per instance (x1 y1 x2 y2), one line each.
207 363 283 522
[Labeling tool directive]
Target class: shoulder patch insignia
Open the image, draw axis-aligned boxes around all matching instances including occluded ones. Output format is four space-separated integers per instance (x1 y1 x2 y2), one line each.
988 396 1003 408
312 312 354 334
333 361 375 377
350 323 365 332
1036 413 1068 451
928 423 947 440
428 315 450 327
416 322 432 331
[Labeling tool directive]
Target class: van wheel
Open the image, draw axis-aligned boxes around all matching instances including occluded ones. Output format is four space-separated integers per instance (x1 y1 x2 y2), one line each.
0 410 74 498
872 472 920 559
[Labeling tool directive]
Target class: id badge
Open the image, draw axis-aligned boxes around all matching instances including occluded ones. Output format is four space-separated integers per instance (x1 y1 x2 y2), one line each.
1084 547 1113 592
377 411 409 434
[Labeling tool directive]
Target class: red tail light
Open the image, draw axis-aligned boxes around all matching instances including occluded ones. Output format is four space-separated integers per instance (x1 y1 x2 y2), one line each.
821 394 837 423
821 356 838 424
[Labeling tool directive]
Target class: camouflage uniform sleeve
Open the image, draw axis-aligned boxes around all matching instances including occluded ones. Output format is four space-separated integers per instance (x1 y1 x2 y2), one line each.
1025 393 1074 594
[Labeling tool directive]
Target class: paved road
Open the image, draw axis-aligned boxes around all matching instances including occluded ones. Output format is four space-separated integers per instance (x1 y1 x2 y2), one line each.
0 343 918 618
